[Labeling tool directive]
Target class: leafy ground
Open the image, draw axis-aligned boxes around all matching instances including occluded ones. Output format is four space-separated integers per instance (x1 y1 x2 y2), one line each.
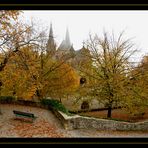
79 108 148 122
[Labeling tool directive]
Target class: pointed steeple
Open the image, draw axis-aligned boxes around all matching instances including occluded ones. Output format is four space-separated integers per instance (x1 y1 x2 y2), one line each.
49 23 53 38
65 27 71 46
47 22 56 53
58 27 72 50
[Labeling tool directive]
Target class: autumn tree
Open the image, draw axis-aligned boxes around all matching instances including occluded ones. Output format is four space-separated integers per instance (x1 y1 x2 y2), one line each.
0 10 21 97
0 48 80 101
84 31 137 118
125 55 148 115
0 10 43 93
0 11 20 70
0 29 80 101
0 10 44 70
0 46 40 99
0 11 46 101
40 61 80 102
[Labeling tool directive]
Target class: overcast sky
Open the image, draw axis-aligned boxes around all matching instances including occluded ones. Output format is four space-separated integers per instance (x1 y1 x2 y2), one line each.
21 10 148 63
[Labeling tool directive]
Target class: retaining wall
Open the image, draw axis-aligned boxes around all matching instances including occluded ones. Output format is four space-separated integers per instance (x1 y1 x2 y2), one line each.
54 110 148 131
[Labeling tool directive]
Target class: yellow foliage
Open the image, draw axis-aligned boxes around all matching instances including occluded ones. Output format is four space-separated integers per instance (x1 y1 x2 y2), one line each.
0 45 80 100
0 10 20 30
41 62 80 98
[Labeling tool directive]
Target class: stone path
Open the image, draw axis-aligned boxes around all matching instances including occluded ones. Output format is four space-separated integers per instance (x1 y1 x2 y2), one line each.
0 104 148 138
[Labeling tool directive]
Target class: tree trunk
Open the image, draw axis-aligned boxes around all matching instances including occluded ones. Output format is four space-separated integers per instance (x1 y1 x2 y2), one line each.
0 105 2 115
36 89 42 100
107 106 112 118
59 97 62 103
107 92 113 118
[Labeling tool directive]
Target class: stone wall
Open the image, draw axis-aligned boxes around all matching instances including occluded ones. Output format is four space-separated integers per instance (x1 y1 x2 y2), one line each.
54 110 148 131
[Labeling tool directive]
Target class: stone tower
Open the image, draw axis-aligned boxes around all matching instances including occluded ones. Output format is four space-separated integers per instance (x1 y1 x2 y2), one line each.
46 23 56 54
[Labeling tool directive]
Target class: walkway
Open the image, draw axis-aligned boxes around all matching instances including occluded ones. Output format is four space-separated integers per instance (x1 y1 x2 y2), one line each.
0 104 148 138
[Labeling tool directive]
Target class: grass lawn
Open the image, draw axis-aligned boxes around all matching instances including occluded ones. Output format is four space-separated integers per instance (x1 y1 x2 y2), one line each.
79 108 148 123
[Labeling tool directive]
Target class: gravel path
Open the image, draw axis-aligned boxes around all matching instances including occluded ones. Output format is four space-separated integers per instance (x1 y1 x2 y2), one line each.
0 104 148 138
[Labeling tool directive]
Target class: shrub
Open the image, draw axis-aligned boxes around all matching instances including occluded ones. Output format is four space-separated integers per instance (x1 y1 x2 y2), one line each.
41 98 72 115
17 99 40 107
0 96 16 103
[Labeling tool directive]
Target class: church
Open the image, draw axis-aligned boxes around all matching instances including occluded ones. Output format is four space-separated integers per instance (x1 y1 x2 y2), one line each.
46 23 91 68
45 23 102 112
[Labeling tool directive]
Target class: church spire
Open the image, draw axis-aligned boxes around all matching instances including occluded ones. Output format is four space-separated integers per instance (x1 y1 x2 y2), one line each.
47 22 56 53
65 27 71 46
49 23 53 38
58 27 72 51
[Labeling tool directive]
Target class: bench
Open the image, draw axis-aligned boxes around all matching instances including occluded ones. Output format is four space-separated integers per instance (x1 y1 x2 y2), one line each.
13 110 37 122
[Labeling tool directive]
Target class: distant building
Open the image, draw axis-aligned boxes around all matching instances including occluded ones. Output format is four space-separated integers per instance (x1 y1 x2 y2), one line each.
46 23 92 76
